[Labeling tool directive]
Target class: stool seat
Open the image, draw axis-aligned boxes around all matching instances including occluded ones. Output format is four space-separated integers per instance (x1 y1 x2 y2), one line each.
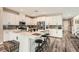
41 33 50 37
35 39 42 43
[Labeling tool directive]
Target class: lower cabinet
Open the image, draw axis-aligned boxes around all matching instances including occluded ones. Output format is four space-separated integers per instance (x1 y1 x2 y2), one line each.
49 29 63 37
3 30 37 52
17 35 38 52
17 35 30 52
3 30 17 41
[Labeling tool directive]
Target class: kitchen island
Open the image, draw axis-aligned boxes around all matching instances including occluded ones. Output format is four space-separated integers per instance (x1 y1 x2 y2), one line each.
3 30 49 52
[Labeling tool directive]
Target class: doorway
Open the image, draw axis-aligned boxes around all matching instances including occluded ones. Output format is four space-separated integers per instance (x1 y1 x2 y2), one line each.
63 19 71 36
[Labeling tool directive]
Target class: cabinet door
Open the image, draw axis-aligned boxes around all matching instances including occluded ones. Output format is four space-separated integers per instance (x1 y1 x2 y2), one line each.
3 12 19 25
14 15 19 25
49 29 54 36
18 35 30 52
25 17 31 25
32 18 37 25
48 17 53 25
3 31 9 41
56 16 62 25
3 12 11 25
3 31 17 41
49 29 62 37
54 29 63 37
52 16 57 25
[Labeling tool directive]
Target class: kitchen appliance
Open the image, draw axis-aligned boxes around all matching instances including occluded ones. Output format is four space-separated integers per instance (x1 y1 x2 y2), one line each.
18 21 26 31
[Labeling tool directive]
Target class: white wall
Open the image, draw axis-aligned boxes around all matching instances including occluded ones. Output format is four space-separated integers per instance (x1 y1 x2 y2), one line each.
72 15 79 34
0 8 3 43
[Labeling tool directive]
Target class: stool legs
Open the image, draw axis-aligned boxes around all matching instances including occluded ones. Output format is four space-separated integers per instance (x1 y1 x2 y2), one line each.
35 39 43 52
35 36 50 52
42 36 50 52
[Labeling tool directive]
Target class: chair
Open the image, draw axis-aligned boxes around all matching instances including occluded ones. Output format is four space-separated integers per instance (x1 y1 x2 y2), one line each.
35 39 43 52
41 33 50 51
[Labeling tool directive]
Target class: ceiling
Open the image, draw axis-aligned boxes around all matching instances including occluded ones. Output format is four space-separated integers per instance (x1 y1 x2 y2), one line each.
7 7 79 19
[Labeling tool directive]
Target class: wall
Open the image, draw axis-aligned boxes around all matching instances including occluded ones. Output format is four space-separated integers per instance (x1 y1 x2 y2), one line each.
72 15 79 34
0 8 3 43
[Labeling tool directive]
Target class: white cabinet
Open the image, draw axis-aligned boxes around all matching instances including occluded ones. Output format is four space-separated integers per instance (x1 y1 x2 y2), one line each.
14 15 19 25
3 11 19 25
57 16 62 25
57 29 63 37
25 17 31 25
48 16 59 25
32 18 38 25
3 30 18 41
17 35 30 52
51 16 57 25
49 29 63 37
49 29 56 36
30 18 36 25
19 14 26 22
35 15 63 37
3 30 31 52
48 15 63 37
50 16 62 25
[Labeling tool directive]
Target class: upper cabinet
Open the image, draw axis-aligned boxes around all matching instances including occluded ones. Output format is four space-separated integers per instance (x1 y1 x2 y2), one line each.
48 16 55 25
35 15 62 25
3 11 19 25
19 14 26 22
56 15 62 25
3 10 62 26
49 15 62 25
25 17 31 25
32 18 37 25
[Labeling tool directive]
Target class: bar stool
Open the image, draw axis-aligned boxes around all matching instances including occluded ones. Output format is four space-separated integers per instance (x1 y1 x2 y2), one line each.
41 34 48 51
35 39 43 52
41 33 50 51
41 33 50 42
45 33 50 44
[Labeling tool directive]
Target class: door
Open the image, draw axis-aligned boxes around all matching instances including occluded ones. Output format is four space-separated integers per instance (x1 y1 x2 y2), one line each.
63 20 70 35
